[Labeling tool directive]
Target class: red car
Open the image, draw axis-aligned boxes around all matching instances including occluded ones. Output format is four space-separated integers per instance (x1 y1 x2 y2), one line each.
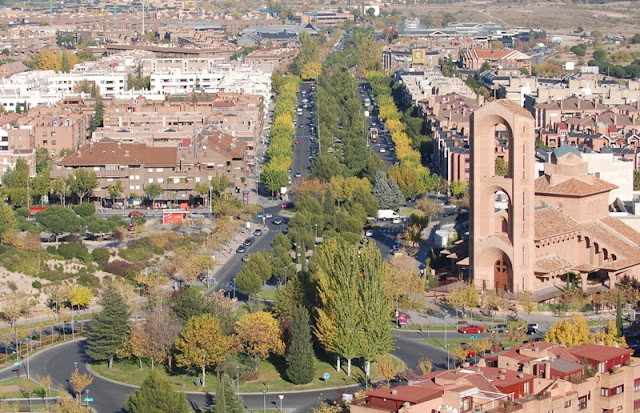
281 202 295 209
294 139 301 144
458 325 484 334
128 211 145 217
127 224 135 232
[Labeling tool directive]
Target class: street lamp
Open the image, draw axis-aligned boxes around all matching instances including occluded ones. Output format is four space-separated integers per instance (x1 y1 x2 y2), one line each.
314 223 318 240
232 277 236 299
236 366 240 396
74 361 78 371
262 389 267 413
447 344 451 371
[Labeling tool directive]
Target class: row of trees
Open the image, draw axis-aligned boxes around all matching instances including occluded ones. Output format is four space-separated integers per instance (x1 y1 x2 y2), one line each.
261 74 300 196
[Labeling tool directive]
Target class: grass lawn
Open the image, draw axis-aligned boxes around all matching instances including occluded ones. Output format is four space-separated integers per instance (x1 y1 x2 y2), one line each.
0 377 60 399
92 354 403 393
190 286 208 295
255 289 278 302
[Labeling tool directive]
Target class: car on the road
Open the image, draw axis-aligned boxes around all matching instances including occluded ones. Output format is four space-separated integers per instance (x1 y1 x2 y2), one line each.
265 212 273 219
294 139 301 144
128 211 145 217
253 228 263 236
379 148 386 153
282 228 289 235
491 324 508 333
365 229 374 237
0 346 17 354
392 217 402 224
236 245 246 253
294 172 302 178
272 218 283 225
243 237 255 246
527 323 539 334
188 213 204 218
458 325 485 334
281 202 294 209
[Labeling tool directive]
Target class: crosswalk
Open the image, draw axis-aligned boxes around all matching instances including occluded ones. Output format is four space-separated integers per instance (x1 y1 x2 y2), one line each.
374 228 404 234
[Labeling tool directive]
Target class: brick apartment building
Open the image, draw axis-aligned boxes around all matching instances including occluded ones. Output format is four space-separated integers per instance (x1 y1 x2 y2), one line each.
460 48 532 73
50 134 248 204
353 343 640 413
0 148 35 184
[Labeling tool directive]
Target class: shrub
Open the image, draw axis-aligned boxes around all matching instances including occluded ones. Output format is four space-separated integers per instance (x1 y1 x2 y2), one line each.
57 241 92 264
32 281 42 289
46 246 57 254
131 216 146 226
118 246 153 262
107 215 127 229
74 204 96 218
102 260 131 277
15 207 30 218
91 248 110 265
153 246 164 255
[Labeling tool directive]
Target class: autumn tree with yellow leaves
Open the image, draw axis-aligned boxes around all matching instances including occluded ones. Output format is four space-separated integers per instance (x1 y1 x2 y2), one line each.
544 314 594 347
234 311 285 369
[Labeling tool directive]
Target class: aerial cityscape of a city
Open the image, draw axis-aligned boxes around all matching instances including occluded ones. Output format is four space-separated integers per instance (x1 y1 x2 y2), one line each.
1 0 640 412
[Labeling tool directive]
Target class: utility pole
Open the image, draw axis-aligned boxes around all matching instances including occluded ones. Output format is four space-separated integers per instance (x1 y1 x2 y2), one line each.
142 0 145 36
49 0 53 27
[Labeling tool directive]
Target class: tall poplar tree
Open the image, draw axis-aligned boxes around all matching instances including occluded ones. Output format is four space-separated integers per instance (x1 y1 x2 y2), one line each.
314 239 363 375
616 290 624 337
86 285 131 369
285 306 314 384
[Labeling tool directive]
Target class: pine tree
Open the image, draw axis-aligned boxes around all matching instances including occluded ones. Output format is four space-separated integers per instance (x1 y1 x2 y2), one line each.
286 306 315 384
85 285 131 369
88 97 103 133
125 369 189 413
213 373 242 413
372 171 403 210
616 290 624 337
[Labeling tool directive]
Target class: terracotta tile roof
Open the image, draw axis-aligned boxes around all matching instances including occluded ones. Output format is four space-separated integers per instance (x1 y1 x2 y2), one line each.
366 385 442 404
475 367 535 388
534 255 572 274
463 374 499 393
569 344 633 362
198 130 247 160
534 206 581 240
534 175 618 197
59 141 177 168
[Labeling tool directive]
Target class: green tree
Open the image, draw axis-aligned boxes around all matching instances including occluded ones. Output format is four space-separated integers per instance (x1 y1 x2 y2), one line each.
616 290 623 337
495 157 509 177
372 170 404 210
210 175 231 197
235 268 262 301
68 169 98 204
35 147 52 173
450 181 468 199
107 180 123 201
286 305 315 384
125 369 189 413
241 251 272 284
172 287 205 322
86 285 131 369
213 373 242 413
74 203 95 218
144 183 163 204
35 206 83 240
89 96 103 133
174 314 231 388
0 202 17 243
593 49 607 62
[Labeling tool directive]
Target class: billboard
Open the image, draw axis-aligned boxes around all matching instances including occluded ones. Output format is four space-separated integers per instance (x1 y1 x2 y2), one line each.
412 48 427 65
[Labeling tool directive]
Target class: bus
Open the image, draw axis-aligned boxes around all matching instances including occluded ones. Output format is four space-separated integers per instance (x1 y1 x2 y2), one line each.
370 128 378 143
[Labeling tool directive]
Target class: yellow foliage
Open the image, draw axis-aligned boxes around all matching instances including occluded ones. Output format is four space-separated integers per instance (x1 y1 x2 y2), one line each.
235 311 285 363
36 50 61 71
385 119 405 133
69 285 93 308
301 62 322 80
148 232 181 249
595 320 628 348
544 314 594 347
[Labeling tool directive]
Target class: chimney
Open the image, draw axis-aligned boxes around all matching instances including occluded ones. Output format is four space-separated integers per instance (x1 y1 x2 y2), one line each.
77 150 81 157
518 373 524 378
391 390 398 395
500 369 507 373
124 150 130 157
544 362 551 379
499 375 506 380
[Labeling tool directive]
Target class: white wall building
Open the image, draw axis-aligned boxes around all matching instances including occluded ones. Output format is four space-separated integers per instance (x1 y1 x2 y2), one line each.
581 150 634 203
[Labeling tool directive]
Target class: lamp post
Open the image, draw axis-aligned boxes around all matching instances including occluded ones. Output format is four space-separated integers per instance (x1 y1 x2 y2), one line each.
232 277 236 299
236 365 240 396
447 344 451 371
314 223 318 240
262 389 267 413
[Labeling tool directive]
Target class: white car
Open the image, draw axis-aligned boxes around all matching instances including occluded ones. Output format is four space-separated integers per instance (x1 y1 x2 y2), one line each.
392 218 401 224
379 148 386 153
365 229 374 237
264 212 273 218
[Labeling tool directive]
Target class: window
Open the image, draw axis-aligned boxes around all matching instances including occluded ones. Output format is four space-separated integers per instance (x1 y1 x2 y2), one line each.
634 383 640 392
135 185 140 190
195 177 201 183
157 178 164 183
602 388 610 397
599 362 606 373
129 185 135 190
156 168 163 172
51 140 56 145
129 175 135 180
564 400 571 408
524 381 531 395
106 165 118 170
578 396 587 410
94 167 100 171
460 397 471 412
42 140 48 145
148 168 153 173
135 175 140 180
174 178 180 184
106 178 113 182
614 385 624 395
148 178 153 183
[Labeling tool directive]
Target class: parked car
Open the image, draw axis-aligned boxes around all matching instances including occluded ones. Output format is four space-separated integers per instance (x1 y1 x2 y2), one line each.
264 212 273 219
128 211 145 217
242 255 250 262
458 325 485 334
253 229 263 236
243 237 255 247
491 324 508 333
294 172 302 178
0 346 17 355
236 245 246 253
365 229 374 237
294 139 301 144
127 224 135 232
527 323 539 334
281 202 295 209
272 218 282 225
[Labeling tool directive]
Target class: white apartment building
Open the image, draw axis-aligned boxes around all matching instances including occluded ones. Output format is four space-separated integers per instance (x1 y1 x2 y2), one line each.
50 71 128 98
147 59 272 101
399 68 476 104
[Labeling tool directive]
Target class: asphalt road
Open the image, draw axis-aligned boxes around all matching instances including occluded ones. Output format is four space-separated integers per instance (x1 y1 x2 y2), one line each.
358 82 397 168
293 82 315 181
0 329 449 413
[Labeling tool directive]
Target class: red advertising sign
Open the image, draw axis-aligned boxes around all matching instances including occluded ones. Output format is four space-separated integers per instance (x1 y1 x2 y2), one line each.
399 313 408 326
